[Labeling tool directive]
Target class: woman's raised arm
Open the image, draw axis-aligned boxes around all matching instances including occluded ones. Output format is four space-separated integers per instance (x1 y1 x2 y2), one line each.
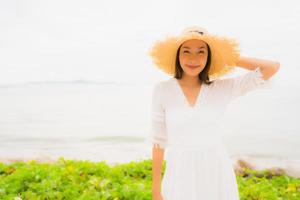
236 56 280 80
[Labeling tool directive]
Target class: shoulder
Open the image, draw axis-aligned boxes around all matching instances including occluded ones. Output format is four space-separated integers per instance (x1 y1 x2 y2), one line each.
211 78 233 87
153 77 174 90
205 78 226 88
206 78 235 95
212 67 267 89
151 78 175 103
161 77 175 85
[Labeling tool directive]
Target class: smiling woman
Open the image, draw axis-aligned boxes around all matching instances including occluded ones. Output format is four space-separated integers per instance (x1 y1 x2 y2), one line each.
148 26 280 200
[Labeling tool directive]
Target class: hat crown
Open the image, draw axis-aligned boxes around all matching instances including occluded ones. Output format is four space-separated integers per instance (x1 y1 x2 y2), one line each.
181 26 208 36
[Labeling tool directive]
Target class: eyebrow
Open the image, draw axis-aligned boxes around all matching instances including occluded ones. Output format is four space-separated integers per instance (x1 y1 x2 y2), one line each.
182 46 206 49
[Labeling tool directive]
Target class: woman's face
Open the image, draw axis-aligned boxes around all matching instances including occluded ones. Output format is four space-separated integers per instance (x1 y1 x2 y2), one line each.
179 39 208 77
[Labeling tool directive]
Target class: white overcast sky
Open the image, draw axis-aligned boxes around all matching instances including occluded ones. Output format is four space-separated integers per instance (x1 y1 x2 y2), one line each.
0 0 299 85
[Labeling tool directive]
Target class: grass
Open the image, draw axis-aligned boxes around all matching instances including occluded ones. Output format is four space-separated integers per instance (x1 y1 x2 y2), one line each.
0 157 299 200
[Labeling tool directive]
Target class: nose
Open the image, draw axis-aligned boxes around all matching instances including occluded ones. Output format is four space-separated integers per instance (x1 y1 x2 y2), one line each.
187 59 198 65
187 53 200 60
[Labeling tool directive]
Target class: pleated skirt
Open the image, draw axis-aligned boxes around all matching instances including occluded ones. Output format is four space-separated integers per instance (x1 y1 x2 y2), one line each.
161 142 240 200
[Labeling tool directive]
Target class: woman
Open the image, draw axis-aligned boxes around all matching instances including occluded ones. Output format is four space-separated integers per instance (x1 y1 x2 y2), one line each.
148 26 280 200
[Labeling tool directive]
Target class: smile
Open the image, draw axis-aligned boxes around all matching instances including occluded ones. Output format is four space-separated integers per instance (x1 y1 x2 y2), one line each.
186 64 200 69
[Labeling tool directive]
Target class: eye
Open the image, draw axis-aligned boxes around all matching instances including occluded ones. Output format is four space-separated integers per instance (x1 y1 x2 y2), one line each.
198 51 204 54
183 50 189 53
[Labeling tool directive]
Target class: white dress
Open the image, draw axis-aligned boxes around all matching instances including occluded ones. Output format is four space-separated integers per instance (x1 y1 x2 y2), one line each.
148 67 267 200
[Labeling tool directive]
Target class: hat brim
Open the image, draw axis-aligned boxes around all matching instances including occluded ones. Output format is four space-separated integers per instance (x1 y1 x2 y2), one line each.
149 33 240 79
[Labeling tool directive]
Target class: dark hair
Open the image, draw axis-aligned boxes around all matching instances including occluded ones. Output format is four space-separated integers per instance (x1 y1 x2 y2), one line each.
174 42 213 85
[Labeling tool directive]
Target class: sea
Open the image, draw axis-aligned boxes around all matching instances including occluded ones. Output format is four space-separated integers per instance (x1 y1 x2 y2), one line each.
0 80 299 175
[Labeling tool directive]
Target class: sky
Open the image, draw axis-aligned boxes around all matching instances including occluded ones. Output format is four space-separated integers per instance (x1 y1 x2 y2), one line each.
0 0 299 86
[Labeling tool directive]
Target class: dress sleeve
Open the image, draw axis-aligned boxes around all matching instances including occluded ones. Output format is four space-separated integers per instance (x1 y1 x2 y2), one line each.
221 67 268 102
147 82 168 149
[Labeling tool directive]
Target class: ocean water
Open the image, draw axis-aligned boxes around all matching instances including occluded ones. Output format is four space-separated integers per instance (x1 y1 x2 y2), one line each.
0 81 299 165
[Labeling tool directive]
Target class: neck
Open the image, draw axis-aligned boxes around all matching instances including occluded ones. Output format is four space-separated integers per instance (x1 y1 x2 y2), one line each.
180 74 202 86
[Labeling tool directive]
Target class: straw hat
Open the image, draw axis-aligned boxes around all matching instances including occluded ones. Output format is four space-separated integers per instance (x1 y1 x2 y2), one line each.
149 26 240 79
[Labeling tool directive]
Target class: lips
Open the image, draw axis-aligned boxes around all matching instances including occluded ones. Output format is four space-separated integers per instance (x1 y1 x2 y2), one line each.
186 64 200 69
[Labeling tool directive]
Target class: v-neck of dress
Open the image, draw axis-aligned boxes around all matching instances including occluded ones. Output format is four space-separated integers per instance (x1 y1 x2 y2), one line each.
173 78 206 108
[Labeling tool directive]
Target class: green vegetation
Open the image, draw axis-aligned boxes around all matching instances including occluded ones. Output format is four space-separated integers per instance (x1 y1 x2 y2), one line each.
237 168 300 200
0 157 299 200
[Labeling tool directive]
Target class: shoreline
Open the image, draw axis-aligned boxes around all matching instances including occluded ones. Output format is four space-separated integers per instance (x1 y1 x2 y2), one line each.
231 155 300 178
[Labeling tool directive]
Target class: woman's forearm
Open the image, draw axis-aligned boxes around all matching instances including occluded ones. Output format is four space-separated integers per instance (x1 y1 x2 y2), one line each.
236 56 280 80
152 144 165 194
236 56 280 71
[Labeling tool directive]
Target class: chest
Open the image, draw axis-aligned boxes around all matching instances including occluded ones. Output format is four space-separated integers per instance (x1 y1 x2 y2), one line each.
178 84 202 107
163 80 230 115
